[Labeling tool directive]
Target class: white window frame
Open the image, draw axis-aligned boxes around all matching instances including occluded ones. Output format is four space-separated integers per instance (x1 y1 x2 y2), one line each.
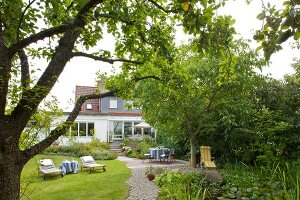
109 99 118 109
70 122 95 137
86 103 92 110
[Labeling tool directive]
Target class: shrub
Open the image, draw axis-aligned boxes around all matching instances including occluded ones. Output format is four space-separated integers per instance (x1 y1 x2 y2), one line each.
43 142 117 160
121 136 156 159
91 149 118 160
155 171 222 199
145 166 165 177
90 138 110 150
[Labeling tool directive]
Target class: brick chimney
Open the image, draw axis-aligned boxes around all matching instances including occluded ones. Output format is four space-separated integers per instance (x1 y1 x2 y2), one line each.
75 85 100 112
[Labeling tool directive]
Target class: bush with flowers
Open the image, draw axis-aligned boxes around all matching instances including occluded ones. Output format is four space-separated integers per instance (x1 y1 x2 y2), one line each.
120 136 156 159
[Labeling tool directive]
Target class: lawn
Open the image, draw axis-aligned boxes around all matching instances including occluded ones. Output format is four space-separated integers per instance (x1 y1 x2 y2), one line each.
21 154 131 200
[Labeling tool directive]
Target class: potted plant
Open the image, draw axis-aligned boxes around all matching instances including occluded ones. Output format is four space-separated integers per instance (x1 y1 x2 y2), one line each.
145 166 155 181
145 166 165 181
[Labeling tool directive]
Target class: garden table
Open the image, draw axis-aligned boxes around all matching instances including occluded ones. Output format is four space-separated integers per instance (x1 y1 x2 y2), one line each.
148 148 170 161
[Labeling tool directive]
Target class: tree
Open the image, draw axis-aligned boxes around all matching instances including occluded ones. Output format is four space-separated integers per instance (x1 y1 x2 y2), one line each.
108 40 265 168
0 0 234 198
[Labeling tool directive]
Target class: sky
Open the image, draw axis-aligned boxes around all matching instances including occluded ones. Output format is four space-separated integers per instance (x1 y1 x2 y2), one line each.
48 0 299 110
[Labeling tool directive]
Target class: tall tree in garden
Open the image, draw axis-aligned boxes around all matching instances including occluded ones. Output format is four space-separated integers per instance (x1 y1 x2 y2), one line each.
107 40 265 168
0 0 235 198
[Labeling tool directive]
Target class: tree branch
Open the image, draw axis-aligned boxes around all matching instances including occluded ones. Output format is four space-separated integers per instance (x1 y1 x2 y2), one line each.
134 75 161 82
0 19 11 116
9 0 103 54
18 50 30 90
72 52 144 65
96 13 135 25
16 0 37 41
147 0 179 13
205 86 223 113
0 17 6 49
10 0 104 129
22 90 115 159
10 23 81 55
11 30 81 130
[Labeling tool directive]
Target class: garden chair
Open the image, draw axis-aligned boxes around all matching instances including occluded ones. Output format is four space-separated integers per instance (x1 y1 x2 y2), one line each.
142 153 152 163
80 156 106 173
169 148 175 162
160 148 171 163
200 146 216 169
38 159 64 180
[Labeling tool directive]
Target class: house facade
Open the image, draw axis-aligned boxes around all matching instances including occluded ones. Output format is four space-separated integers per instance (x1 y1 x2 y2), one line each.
53 81 152 145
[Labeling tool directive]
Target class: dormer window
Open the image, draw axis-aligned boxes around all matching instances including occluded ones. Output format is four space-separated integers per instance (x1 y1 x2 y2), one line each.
109 99 118 108
86 103 92 110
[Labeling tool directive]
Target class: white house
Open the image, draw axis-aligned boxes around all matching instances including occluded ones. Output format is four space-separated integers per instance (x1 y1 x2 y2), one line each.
51 81 153 145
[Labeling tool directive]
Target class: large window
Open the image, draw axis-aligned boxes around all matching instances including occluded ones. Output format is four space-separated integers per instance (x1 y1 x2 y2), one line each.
70 122 94 137
124 122 133 138
109 99 118 108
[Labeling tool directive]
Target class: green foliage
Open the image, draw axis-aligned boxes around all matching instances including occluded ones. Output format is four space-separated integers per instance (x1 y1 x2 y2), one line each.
43 141 117 160
115 38 299 166
155 171 223 199
111 39 266 166
198 71 300 165
90 137 110 150
145 165 165 176
19 97 63 150
121 136 156 159
0 0 244 198
90 149 118 160
220 161 300 199
253 1 300 59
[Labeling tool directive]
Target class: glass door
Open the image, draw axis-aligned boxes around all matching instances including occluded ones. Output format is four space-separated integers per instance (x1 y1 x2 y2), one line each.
124 122 133 138
112 121 123 140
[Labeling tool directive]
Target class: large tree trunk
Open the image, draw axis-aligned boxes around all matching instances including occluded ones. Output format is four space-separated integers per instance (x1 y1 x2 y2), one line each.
0 154 25 199
189 133 197 168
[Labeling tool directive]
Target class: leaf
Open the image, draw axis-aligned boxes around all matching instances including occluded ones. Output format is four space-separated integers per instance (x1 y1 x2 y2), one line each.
294 31 300 40
257 12 265 20
277 29 293 44
201 0 207 8
255 46 263 52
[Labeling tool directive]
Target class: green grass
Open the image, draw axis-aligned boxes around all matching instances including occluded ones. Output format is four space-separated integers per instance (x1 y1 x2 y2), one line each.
21 155 131 200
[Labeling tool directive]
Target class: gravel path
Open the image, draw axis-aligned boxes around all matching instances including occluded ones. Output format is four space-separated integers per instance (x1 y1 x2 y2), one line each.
126 167 159 200
117 156 189 200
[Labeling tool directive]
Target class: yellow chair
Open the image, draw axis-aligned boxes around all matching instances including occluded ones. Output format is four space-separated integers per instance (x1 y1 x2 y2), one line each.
200 146 216 169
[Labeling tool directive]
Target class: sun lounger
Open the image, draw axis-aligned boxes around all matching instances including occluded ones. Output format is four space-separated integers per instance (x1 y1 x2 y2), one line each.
80 156 106 173
38 159 64 180
200 146 216 169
